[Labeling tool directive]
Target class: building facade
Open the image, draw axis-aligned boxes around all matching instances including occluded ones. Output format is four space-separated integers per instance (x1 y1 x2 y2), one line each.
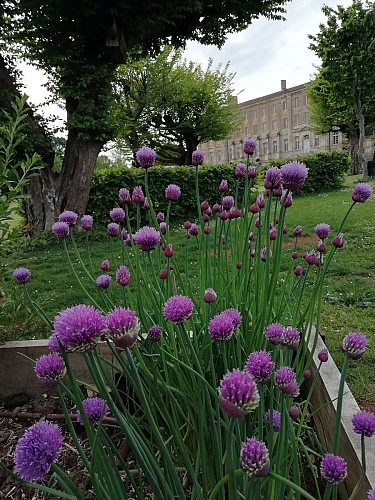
200 80 348 165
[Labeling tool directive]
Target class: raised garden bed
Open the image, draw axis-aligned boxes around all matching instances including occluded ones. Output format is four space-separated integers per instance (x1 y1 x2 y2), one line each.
0 337 374 498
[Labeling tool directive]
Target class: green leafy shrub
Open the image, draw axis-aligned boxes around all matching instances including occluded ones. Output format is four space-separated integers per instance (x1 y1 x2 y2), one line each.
268 151 350 194
88 163 250 226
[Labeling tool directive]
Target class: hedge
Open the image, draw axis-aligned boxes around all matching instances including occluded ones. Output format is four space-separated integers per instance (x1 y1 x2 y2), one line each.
268 151 350 194
87 163 251 226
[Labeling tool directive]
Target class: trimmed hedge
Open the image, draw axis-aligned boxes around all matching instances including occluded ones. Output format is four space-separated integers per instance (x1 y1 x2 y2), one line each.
268 151 350 194
87 163 250 226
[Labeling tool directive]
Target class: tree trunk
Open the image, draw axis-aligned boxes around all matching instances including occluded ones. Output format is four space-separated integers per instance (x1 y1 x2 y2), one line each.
184 136 199 166
354 99 367 177
348 132 360 175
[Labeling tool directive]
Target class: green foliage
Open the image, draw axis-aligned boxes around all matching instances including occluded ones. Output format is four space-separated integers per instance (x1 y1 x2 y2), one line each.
0 95 42 249
269 151 350 194
113 48 238 165
308 1 375 174
88 163 248 225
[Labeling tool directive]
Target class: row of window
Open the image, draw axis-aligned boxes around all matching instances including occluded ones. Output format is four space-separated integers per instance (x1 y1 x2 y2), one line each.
241 113 309 135
207 133 341 162
243 95 308 121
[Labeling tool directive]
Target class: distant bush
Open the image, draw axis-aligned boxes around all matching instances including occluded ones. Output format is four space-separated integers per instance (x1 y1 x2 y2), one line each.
268 151 350 194
88 163 253 226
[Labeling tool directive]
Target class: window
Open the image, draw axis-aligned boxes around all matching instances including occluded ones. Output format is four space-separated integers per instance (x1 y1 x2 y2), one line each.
303 95 308 105
293 97 299 108
333 131 339 145
282 117 288 129
244 126 248 136
284 138 289 151
295 136 300 150
252 110 257 119
244 112 248 121
283 101 288 111
272 103 276 114
272 120 277 131
229 147 234 160
209 152 213 163
272 141 278 153
237 147 241 158
314 136 320 147
293 114 300 125
253 124 258 134
263 142 268 155
261 107 266 117
304 112 308 123
218 150 222 162
262 122 267 133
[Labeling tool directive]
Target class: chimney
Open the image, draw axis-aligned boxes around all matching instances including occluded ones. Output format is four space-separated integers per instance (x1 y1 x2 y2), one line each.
281 80 286 91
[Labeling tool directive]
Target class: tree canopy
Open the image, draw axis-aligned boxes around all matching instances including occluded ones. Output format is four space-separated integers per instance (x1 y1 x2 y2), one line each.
308 0 375 175
113 48 238 165
1 0 291 231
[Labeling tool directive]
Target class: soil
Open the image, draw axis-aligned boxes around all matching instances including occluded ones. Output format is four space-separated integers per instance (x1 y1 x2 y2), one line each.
0 393 152 499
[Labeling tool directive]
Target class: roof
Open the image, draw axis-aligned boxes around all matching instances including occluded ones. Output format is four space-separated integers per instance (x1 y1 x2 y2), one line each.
239 83 309 107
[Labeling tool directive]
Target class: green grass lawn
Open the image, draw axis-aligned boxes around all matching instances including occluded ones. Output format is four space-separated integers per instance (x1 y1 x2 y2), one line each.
1 176 375 406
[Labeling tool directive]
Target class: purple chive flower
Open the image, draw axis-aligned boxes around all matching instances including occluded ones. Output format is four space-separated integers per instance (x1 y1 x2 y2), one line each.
106 307 140 349
101 259 109 271
188 223 199 237
321 453 347 484
280 190 293 207
53 305 104 352
275 367 300 397
208 309 241 341
332 233 345 248
352 410 375 437
107 222 120 237
248 165 257 178
14 421 63 482
235 162 246 177
318 348 329 362
132 186 145 204
260 247 272 262
340 332 367 359
80 215 93 231
226 308 242 328
304 250 320 266
136 146 156 169
281 326 300 350
222 195 235 211
256 194 265 208
148 324 162 342
280 161 308 191
294 265 303 277
58 210 78 226
352 182 372 203
48 333 60 353
143 197 149 209
110 207 125 223
115 265 131 286
241 437 270 477
368 488 375 500
156 212 165 223
264 167 282 191
192 149 204 166
245 351 275 383
244 138 257 156
77 397 110 425
34 353 66 384
13 267 31 285
264 323 284 345
293 225 303 237
265 409 281 432
165 184 181 201
219 369 259 417
96 274 111 289
132 226 160 251
289 405 300 420
52 221 69 239
119 187 131 204
163 295 194 324
315 223 331 240
160 222 167 234
219 179 229 192
204 287 217 304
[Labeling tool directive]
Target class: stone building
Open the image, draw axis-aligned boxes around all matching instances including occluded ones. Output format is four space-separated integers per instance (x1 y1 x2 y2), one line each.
200 80 348 164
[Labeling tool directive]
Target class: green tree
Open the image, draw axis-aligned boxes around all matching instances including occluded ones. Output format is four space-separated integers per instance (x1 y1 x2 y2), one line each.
114 49 237 165
3 0 289 230
309 1 375 176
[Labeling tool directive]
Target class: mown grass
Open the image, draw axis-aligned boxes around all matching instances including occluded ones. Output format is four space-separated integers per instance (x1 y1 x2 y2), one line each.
1 175 375 406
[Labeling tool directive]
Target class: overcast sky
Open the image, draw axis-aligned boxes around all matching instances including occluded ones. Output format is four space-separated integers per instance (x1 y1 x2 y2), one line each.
19 0 353 122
